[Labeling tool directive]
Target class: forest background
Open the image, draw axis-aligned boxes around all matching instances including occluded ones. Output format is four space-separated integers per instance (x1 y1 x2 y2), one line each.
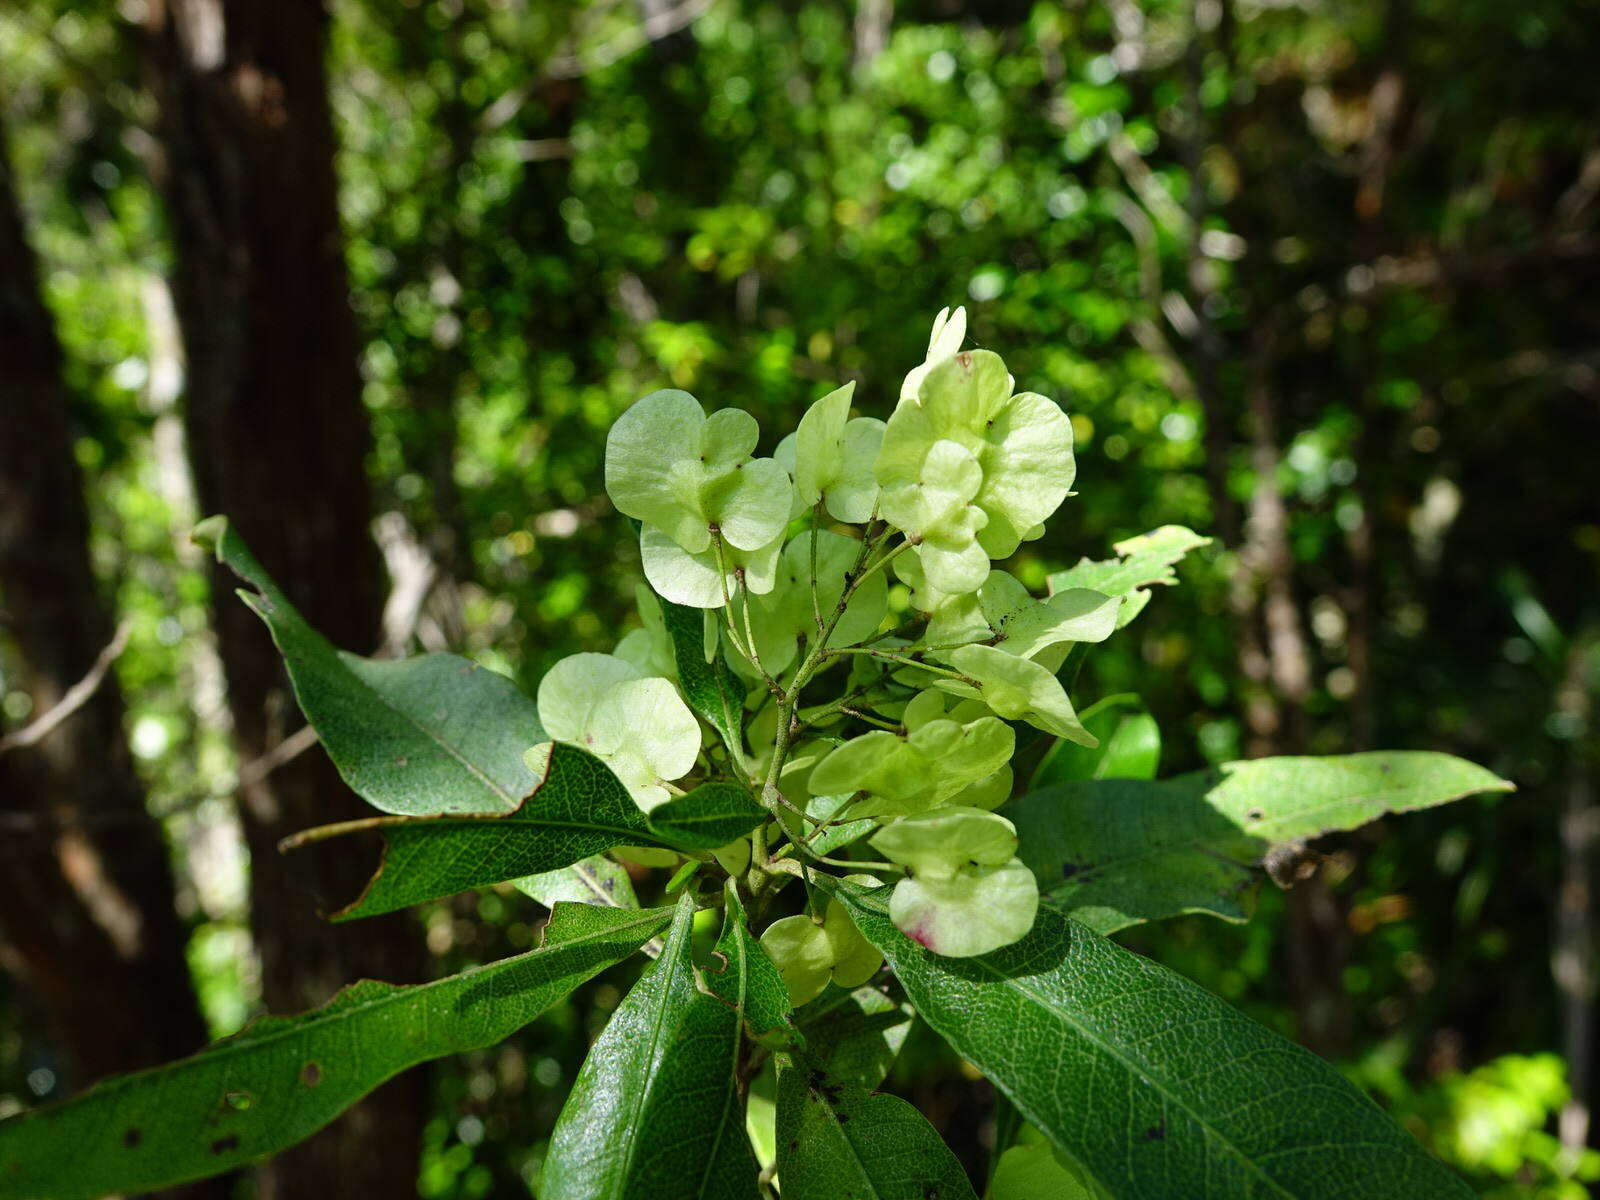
1 0 1597 1195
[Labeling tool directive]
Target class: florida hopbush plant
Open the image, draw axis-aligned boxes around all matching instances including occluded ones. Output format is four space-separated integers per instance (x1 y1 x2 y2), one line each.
0 310 1512 1199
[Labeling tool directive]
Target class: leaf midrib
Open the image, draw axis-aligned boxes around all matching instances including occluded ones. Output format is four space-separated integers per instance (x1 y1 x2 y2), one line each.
961 949 1294 1198
818 1093 880 1196
569 860 629 908
37 910 665 1105
391 812 655 842
251 582 527 813
335 649 527 811
693 937 747 1199
1039 780 1504 899
615 929 693 1193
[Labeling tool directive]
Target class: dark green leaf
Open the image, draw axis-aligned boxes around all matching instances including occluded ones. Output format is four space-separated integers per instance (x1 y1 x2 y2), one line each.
194 516 543 816
792 986 913 1091
1029 694 1160 790
1046 525 1209 631
288 742 669 921
776 1050 977 1200
1012 751 1513 933
662 598 746 754
704 881 791 1035
647 782 767 850
542 894 759 1200
823 879 1474 1200
0 904 670 1200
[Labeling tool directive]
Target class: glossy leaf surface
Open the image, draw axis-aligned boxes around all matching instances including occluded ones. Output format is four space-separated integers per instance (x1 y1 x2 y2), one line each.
823 879 1473 1200
542 895 759 1200
0 905 670 1200
195 516 544 816
776 1051 978 1200
290 743 669 920
1011 752 1513 933
704 881 791 1036
645 783 767 850
662 597 747 754
793 986 913 1091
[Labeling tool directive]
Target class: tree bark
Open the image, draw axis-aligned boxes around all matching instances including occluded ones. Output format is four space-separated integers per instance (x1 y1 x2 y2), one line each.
0 113 228 1200
136 1 428 1194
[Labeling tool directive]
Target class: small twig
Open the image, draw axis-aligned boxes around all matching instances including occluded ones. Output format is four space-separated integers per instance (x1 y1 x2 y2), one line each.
543 0 716 79
848 537 910 594
809 503 825 632
711 530 759 666
838 707 899 731
0 620 131 756
735 569 781 695
237 723 321 789
825 646 973 683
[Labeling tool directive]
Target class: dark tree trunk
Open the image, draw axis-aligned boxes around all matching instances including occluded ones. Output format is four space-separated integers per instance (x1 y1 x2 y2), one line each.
136 2 428 1194
0 115 228 1200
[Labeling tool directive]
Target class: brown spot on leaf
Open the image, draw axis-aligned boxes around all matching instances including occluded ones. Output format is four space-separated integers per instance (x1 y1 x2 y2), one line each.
1142 1119 1166 1141
1247 808 1263 821
123 1128 142 1149
210 1135 240 1156
300 1061 322 1087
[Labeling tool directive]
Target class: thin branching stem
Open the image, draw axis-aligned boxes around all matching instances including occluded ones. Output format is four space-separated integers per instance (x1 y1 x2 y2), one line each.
825 645 974 683
809 501 825 632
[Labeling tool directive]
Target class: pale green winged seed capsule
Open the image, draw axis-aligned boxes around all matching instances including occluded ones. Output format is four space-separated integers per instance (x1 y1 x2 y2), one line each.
536 653 643 745
869 804 1039 956
940 644 1098 747
807 692 1013 818
888 859 1039 958
605 388 794 555
535 653 701 811
949 763 1013 810
900 305 968 401
878 438 991 594
639 523 782 609
822 899 883 987
760 915 836 1007
922 570 1121 662
871 806 1018 881
774 382 886 523
759 900 884 1007
876 348 1076 592
584 677 701 811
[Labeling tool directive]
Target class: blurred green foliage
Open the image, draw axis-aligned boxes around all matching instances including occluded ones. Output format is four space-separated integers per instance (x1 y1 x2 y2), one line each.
2 0 1597 1191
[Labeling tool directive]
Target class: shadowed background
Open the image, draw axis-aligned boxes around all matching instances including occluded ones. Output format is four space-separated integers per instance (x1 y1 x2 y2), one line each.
1 0 1596 1195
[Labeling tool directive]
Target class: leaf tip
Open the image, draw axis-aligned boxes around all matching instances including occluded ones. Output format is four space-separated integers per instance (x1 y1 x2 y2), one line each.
190 514 229 557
